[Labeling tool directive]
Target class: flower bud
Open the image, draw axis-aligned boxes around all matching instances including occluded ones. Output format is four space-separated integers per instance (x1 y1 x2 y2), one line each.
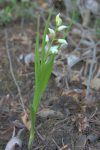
57 25 68 31
48 28 55 37
58 39 68 45
45 34 49 42
56 13 62 26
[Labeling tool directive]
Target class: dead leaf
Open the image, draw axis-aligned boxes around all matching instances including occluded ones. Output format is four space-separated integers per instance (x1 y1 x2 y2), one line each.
53 61 65 77
5 137 22 150
19 52 34 66
77 114 89 132
38 108 55 118
38 108 64 118
10 33 31 45
91 77 100 90
66 54 80 67
62 89 86 104
21 112 31 131
83 72 100 90
5 128 23 150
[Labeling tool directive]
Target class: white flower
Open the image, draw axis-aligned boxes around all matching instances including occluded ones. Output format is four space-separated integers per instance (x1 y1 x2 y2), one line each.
45 34 49 42
48 28 55 37
50 45 59 54
56 13 62 26
58 39 68 45
57 25 68 31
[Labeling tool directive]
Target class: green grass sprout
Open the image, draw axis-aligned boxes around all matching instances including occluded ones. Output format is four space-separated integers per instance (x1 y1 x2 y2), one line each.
29 11 68 149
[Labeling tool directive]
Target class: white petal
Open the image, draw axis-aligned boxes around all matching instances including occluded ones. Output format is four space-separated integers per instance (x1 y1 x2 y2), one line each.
58 39 68 45
48 28 55 37
57 25 68 31
45 34 49 42
50 45 59 54
56 13 62 26
56 13 60 21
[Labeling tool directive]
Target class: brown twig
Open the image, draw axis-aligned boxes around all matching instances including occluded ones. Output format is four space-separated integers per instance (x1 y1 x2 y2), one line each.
52 138 61 150
5 30 26 113
86 44 97 98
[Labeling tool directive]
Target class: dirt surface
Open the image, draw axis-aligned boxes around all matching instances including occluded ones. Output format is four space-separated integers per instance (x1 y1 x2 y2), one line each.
0 7 100 150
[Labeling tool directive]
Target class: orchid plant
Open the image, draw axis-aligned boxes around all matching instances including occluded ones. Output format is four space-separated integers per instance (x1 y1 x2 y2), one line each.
29 12 68 149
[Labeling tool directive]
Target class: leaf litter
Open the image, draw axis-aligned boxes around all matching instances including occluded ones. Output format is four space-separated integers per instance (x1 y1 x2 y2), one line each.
0 3 100 150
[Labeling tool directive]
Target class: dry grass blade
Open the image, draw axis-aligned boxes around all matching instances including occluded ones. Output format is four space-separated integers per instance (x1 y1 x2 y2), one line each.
5 30 26 113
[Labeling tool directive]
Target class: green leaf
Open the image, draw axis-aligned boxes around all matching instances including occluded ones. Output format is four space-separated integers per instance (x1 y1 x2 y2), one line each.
29 7 69 149
28 106 36 150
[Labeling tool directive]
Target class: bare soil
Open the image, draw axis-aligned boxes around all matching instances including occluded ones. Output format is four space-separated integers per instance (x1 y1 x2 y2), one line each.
0 18 100 150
